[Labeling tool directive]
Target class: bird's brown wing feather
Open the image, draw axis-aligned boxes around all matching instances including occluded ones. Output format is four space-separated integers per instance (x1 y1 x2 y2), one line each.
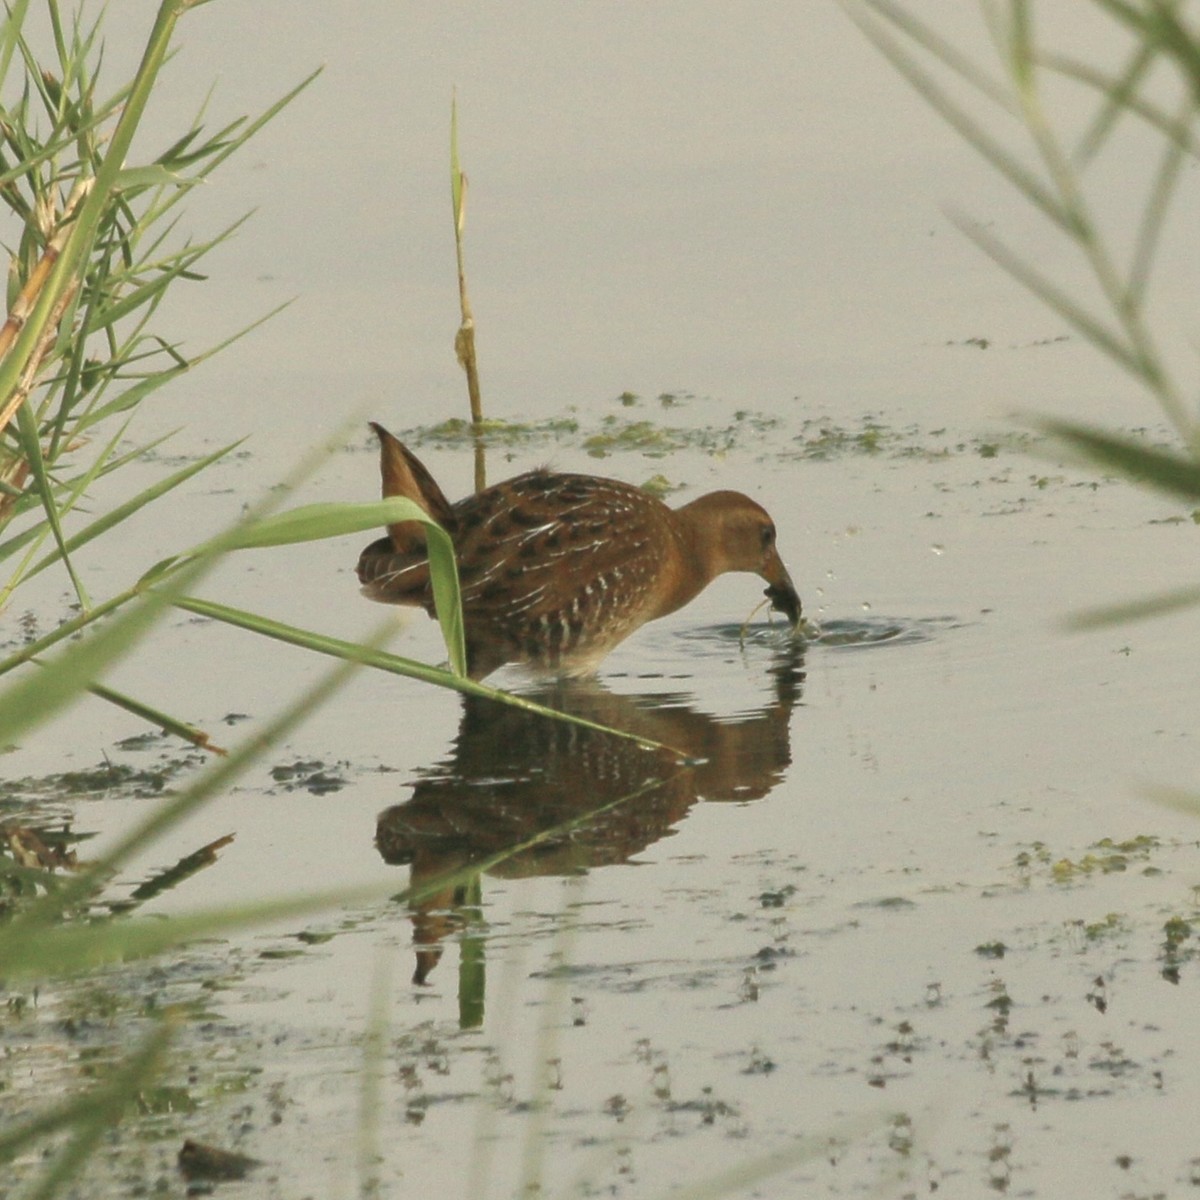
454 473 677 666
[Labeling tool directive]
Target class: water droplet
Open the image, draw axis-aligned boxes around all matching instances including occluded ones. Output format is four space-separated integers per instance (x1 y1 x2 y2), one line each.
930 544 945 556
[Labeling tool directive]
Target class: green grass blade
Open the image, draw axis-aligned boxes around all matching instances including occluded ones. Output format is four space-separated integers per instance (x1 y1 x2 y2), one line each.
1143 1 1200 95
425 510 466 676
950 212 1145 377
132 296 296 387
1059 34 1161 162
0 566 199 749
71 363 187 428
112 162 185 190
857 0 1018 109
82 678 222 753
851 1 1194 444
0 0 32 94
1127 107 1189 305
451 90 464 230
84 213 255 331
1146 782 1200 817
13 398 91 608
210 496 467 676
0 588 134 683
1034 417 1200 500
2 624 383 943
0 520 43 565
1065 582 1200 630
0 3 179 421
21 439 243 583
0 885 390 984
189 65 322 179
0 430 182 566
136 66 322 233
647 1115 888 1200
212 497 436 550
843 1 1075 233
174 595 470 686
4 418 176 599
1045 52 1200 160
0 421 374 704
171 596 679 752
0 1020 173 1196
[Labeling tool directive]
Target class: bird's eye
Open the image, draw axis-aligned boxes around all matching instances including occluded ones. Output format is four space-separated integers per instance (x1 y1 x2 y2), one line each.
761 524 776 549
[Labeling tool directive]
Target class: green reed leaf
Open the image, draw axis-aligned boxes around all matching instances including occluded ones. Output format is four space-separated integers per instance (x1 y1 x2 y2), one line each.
1035 418 1200 501
208 497 467 676
1066 582 1200 630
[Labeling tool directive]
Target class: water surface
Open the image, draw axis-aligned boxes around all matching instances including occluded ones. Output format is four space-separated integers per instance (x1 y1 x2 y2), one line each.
4 5 1200 1198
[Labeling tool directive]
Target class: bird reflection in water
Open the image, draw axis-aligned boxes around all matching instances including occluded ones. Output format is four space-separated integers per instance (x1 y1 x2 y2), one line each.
375 642 805 1012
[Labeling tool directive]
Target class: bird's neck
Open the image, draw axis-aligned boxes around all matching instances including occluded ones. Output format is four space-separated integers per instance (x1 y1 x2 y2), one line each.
654 501 723 617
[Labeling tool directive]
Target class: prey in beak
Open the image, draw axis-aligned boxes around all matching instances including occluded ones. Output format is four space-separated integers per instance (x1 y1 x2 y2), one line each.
761 549 803 628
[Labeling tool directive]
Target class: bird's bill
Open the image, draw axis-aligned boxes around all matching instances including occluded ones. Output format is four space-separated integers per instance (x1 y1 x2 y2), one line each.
761 551 802 627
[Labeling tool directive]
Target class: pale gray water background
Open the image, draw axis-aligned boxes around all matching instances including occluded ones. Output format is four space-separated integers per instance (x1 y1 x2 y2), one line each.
5 4 1200 1198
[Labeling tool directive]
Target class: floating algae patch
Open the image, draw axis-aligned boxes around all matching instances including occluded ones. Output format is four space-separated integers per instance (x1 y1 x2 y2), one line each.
789 415 896 459
0 944 268 1198
1013 835 1163 884
2 753 207 806
372 400 1174 479
268 758 351 796
784 416 1040 462
583 418 695 457
640 472 683 499
582 411 785 458
404 416 581 449
394 405 788 461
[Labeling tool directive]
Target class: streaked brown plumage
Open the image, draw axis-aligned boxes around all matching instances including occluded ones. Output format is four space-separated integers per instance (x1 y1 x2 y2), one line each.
357 422 801 678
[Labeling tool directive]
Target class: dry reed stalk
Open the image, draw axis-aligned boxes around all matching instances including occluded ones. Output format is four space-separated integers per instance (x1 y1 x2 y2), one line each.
0 176 93 437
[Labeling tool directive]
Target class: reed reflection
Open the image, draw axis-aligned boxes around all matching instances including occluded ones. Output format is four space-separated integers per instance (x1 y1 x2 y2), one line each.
376 643 805 1014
